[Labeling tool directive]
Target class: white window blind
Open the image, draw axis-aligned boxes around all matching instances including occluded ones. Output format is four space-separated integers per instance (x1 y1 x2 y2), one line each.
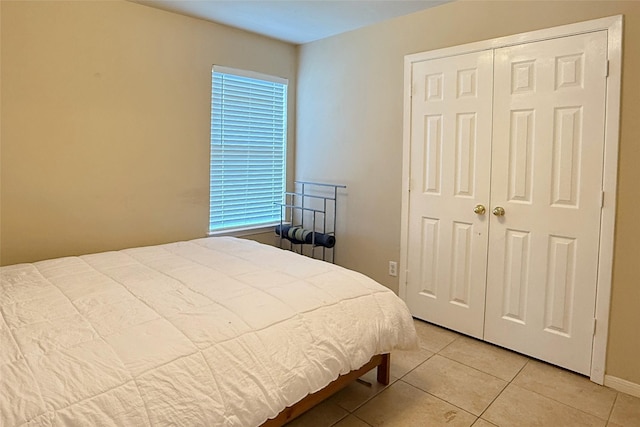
210 66 288 232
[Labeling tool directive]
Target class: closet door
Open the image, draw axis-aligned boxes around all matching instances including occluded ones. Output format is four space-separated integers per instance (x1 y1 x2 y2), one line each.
405 51 494 338
485 31 608 375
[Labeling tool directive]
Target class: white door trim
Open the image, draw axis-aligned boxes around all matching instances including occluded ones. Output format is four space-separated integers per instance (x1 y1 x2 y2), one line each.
400 15 622 384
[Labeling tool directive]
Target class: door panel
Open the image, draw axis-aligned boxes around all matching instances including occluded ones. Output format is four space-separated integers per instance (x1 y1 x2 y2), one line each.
485 31 607 375
501 229 530 324
406 51 494 338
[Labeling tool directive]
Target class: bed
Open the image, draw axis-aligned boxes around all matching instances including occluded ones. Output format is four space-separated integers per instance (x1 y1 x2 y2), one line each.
0 236 417 426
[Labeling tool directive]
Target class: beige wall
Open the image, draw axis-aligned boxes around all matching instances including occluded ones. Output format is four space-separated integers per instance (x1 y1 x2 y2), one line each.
297 2 640 384
0 0 296 263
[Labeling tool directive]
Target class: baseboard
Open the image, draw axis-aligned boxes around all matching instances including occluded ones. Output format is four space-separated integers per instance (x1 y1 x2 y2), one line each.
604 375 640 398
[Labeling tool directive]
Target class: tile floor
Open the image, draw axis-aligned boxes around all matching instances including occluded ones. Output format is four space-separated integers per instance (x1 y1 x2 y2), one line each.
287 319 640 427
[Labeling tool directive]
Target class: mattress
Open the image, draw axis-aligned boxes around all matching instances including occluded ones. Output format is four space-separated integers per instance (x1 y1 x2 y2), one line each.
0 237 417 426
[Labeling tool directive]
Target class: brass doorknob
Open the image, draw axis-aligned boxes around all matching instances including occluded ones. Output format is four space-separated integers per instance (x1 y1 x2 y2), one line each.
493 206 505 216
473 204 486 215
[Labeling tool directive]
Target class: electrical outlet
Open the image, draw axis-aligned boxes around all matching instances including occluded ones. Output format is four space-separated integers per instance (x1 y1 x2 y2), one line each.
388 261 398 277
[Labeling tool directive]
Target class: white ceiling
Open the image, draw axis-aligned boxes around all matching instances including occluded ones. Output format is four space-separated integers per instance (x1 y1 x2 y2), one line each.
132 0 450 45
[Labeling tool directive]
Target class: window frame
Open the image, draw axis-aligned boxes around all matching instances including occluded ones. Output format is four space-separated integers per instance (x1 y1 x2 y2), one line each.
208 65 288 234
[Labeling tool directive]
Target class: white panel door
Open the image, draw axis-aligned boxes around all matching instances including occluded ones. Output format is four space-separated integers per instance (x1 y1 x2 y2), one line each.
484 31 608 375
406 51 494 338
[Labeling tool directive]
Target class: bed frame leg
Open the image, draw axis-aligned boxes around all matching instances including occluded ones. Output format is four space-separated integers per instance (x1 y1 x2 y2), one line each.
377 353 390 385
262 353 392 426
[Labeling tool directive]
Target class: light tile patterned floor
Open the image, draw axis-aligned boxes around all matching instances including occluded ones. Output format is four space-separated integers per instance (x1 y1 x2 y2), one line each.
287 319 640 427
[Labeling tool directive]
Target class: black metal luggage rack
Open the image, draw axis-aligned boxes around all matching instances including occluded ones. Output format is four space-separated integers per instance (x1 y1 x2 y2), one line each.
275 181 346 263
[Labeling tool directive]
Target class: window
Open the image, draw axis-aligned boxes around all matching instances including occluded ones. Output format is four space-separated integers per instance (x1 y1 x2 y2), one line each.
209 66 288 232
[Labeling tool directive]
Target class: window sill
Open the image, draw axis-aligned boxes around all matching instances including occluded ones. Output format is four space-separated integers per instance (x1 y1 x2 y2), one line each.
208 222 286 238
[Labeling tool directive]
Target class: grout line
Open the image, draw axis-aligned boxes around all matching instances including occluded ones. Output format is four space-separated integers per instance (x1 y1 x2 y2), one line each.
394 351 435 380
329 412 351 427
473 357 531 419
512 357 530 379
349 412 374 427
342 374 401 414
433 351 516 384
606 389 619 424
415 382 499 421
399 379 478 418
475 369 514 421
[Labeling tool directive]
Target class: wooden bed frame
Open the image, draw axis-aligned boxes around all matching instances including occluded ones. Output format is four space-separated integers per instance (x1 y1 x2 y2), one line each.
261 353 390 426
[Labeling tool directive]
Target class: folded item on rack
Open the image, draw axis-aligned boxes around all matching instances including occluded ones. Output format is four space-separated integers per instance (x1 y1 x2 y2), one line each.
275 224 336 248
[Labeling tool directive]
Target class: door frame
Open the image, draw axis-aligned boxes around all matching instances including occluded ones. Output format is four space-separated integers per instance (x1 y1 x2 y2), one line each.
399 15 622 384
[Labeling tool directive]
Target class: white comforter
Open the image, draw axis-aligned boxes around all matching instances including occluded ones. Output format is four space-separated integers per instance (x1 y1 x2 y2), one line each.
0 237 417 426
